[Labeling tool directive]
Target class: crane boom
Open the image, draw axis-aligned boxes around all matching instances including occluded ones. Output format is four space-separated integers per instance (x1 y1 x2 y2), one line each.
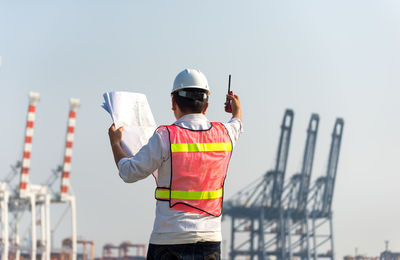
19 92 40 198
297 113 319 212
60 98 80 200
271 109 294 208
322 118 344 215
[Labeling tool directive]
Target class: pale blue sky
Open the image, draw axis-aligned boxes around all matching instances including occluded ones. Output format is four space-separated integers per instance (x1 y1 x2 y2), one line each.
1 0 400 258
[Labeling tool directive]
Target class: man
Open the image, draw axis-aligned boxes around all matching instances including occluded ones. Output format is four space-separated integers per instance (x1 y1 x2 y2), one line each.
108 69 242 260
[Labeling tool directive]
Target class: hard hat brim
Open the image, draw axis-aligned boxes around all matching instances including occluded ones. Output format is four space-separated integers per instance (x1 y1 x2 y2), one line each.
171 86 210 94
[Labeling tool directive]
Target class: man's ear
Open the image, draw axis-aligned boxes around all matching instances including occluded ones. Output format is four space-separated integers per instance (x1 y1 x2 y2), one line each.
202 103 209 115
171 95 177 111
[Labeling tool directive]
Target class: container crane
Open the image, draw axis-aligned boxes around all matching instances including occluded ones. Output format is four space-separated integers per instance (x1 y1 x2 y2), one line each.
283 114 319 259
5 92 42 260
102 244 119 260
4 92 53 260
46 98 80 260
308 118 344 260
119 242 146 260
62 238 94 260
224 109 294 260
3 95 80 260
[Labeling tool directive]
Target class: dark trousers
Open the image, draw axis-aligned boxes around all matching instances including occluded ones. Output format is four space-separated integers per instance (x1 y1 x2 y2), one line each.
147 242 221 260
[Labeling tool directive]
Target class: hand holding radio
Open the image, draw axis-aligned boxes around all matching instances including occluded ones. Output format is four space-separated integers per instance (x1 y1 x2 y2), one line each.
224 74 233 113
224 74 241 120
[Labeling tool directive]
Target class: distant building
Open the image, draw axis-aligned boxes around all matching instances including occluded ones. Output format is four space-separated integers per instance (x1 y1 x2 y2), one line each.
343 250 400 260
380 250 400 260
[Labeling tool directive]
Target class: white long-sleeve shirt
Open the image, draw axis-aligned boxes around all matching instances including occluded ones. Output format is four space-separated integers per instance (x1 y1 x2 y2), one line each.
118 113 242 244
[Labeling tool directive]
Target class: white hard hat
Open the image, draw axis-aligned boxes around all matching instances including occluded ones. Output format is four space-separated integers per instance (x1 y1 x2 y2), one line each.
172 69 210 93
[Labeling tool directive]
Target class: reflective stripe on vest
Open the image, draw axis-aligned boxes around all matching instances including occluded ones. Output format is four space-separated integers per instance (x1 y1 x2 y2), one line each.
171 142 232 153
155 188 223 200
155 122 232 217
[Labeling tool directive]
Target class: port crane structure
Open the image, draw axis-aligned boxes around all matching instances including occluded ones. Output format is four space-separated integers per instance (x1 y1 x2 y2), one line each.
224 110 344 260
224 109 294 259
45 98 80 260
282 113 319 260
1 93 80 260
5 91 44 260
308 118 344 259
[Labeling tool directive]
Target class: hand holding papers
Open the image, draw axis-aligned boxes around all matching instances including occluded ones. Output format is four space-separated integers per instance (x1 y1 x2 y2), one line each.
103 91 157 156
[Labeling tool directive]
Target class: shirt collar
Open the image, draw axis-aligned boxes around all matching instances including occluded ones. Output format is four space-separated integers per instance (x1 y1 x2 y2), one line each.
174 113 209 124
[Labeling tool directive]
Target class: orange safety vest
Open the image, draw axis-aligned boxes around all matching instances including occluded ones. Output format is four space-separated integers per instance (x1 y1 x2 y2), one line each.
155 122 232 216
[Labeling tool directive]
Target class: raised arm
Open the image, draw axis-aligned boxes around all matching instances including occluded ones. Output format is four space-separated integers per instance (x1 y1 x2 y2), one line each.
226 93 241 121
108 124 129 167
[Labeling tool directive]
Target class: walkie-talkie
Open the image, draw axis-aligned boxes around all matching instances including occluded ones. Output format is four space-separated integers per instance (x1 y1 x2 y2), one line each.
224 74 233 113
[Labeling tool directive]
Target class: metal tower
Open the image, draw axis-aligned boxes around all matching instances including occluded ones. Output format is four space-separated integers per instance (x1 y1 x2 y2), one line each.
224 109 294 260
45 98 80 260
308 118 344 260
283 114 319 260
2 95 81 260
5 92 42 260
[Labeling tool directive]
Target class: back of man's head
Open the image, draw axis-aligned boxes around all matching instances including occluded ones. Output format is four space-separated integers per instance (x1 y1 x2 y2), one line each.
173 88 209 113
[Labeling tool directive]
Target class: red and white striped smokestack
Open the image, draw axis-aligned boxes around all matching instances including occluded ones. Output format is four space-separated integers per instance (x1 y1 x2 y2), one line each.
60 98 80 200
19 92 40 198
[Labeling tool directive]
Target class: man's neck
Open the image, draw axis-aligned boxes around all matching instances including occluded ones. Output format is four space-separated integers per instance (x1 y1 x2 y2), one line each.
175 110 206 120
177 112 198 119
